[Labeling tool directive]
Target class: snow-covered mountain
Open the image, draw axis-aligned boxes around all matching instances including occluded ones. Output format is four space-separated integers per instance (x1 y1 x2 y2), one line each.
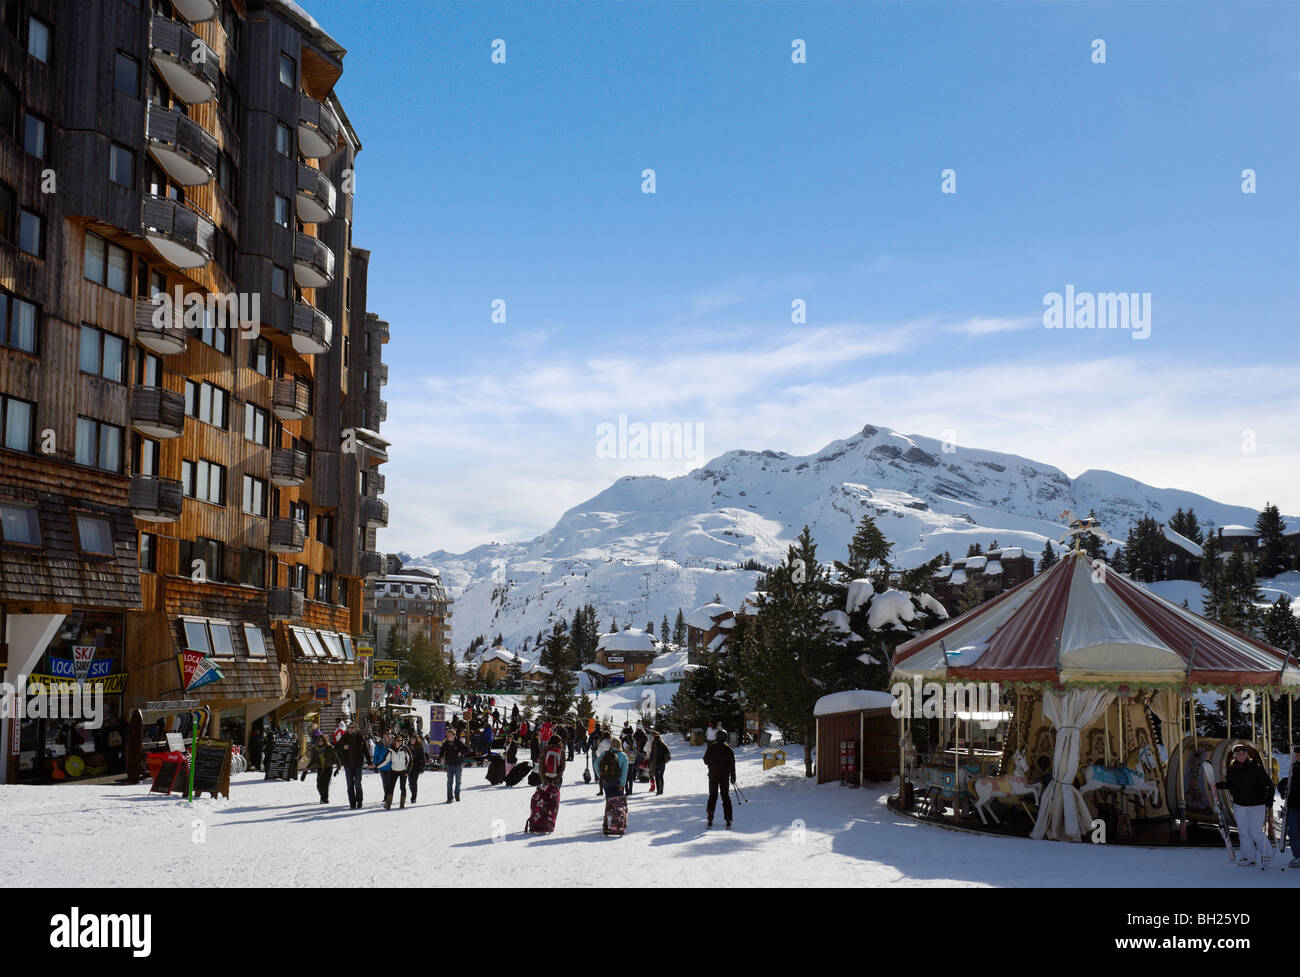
402 424 1281 656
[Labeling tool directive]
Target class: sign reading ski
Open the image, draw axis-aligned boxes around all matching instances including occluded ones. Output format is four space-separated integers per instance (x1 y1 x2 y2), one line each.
888 518 1299 851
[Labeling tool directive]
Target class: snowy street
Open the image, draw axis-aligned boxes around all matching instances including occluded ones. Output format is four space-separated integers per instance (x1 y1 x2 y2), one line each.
2 736 1293 888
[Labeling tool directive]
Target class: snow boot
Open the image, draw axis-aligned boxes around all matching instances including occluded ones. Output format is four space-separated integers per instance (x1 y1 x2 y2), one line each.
707 816 713 828
726 820 732 829
384 794 392 810
400 798 405 809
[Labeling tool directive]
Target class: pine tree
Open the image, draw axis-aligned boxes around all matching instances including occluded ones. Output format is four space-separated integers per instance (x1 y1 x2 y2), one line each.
575 690 595 722
537 619 577 719
1256 502 1287 577
507 656 523 690
940 551 951 567
966 542 983 558
955 577 984 613
1261 594 1300 653
673 609 687 647
1038 541 1058 573
1110 546 1127 574
836 513 894 584
1219 551 1261 636
660 615 670 645
988 539 999 551
1200 532 1224 620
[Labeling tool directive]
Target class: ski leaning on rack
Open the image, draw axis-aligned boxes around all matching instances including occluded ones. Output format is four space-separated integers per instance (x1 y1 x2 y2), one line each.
1213 795 1236 862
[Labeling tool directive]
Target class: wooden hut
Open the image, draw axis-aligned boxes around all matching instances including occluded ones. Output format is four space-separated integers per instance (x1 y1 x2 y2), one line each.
814 690 898 785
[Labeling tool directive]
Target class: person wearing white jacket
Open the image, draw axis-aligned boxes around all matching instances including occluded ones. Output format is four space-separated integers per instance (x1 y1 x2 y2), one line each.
388 734 412 810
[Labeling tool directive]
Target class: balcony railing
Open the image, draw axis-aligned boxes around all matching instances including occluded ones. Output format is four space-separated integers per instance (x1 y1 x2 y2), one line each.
142 194 215 270
296 164 337 224
365 392 387 425
151 15 220 105
299 93 341 159
129 475 183 523
365 315 389 344
130 386 185 439
365 471 385 497
272 377 310 421
270 448 309 487
269 587 305 621
290 302 332 356
361 497 389 529
146 104 218 187
135 296 187 356
372 362 388 386
360 551 383 577
268 517 306 553
293 232 335 289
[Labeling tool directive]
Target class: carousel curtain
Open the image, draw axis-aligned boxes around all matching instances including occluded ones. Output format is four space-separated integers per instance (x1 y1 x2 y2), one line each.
1031 688 1117 842
1148 690 1182 756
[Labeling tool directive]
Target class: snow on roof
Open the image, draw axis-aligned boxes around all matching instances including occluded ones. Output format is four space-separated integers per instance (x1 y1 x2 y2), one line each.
983 560 1003 575
583 663 622 676
597 628 657 653
523 663 553 675
944 641 988 665
687 603 733 630
846 578 875 614
964 556 987 570
814 690 896 716
739 592 763 615
706 632 728 652
950 569 967 585
999 547 1023 559
1219 525 1255 536
1161 523 1203 557
933 565 952 579
867 589 916 632
479 648 516 665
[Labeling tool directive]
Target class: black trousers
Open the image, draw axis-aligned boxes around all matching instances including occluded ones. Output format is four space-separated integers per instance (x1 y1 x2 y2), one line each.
408 768 421 801
344 766 364 807
316 767 332 802
707 775 732 821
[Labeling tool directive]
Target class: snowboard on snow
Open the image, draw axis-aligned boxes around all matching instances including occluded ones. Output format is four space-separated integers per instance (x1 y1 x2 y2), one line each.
525 782 561 834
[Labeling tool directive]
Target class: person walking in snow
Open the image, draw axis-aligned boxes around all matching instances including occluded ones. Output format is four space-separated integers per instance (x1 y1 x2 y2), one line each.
373 732 396 809
542 734 567 786
388 734 412 809
443 728 471 803
597 736 627 799
705 723 717 747
595 726 614 795
1217 745 1275 866
311 735 340 804
407 733 425 803
703 729 736 828
647 731 671 795
338 721 368 809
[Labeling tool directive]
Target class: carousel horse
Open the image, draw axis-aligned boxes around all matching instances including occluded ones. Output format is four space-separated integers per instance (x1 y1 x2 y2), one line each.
969 751 1041 825
1079 754 1160 808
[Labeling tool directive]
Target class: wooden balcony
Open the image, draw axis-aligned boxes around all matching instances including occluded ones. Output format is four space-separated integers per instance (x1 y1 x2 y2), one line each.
360 550 383 577
268 587 304 621
268 517 306 553
290 302 332 356
365 314 389 345
135 296 187 355
361 497 388 529
146 104 218 187
151 15 219 105
272 377 310 421
365 471 385 497
270 448 308 487
293 232 335 289
129 475 183 523
142 195 215 270
372 362 388 386
130 386 185 439
299 93 340 159
296 163 337 224
364 390 387 425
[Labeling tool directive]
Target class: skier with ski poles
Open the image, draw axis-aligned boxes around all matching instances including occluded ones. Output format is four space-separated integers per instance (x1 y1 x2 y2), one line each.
1217 745 1275 867
703 728 736 828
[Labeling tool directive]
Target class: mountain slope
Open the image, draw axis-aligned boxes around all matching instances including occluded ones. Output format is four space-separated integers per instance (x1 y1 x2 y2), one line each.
405 424 1279 656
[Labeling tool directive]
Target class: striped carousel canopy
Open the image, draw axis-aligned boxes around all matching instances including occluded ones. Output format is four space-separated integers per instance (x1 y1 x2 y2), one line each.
892 550 1299 688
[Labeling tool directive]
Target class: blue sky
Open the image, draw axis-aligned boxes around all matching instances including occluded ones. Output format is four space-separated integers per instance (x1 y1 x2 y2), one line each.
308 1 1299 554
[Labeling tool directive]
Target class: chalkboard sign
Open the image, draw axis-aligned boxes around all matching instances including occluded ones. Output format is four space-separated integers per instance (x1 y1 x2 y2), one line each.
264 737 299 781
191 738 232 798
150 758 184 795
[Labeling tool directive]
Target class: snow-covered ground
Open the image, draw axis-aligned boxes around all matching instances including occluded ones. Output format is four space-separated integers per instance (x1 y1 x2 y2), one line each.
1 737 1293 888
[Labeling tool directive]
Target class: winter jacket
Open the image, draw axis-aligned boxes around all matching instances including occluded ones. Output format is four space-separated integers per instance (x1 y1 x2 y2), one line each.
598 748 628 784
1219 761 1275 808
542 746 566 783
442 737 471 767
647 737 671 769
337 731 368 767
634 729 647 751
408 739 426 770
389 747 411 773
373 743 393 770
704 741 736 783
311 741 338 774
505 741 518 764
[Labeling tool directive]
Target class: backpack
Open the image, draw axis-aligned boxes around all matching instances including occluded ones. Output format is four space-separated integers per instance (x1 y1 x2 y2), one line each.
544 748 562 778
598 750 621 780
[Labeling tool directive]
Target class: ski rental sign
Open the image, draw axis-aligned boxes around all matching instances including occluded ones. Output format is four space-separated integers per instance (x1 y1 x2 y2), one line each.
177 650 225 692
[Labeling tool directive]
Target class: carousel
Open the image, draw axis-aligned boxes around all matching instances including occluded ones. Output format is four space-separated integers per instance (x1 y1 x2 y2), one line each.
889 515 1299 844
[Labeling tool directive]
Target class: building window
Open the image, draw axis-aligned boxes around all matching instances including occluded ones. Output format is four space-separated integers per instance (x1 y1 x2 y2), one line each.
0 503 40 545
109 143 134 188
132 434 159 476
84 232 131 293
179 538 223 582
314 573 331 603
27 16 49 63
315 514 334 546
184 379 228 428
274 194 289 228
278 53 295 88
290 501 309 537
0 289 37 353
271 265 288 298
1 394 33 452
139 532 157 573
0 78 15 140
18 208 41 256
73 513 115 557
79 325 126 382
294 564 308 593
197 307 230 354
181 458 226 504
276 122 291 157
136 349 161 386
243 403 268 446
75 417 123 472
242 474 266 516
23 112 45 158
209 621 235 658
216 151 237 198
240 549 265 588
243 623 269 658
114 52 139 97
250 337 271 376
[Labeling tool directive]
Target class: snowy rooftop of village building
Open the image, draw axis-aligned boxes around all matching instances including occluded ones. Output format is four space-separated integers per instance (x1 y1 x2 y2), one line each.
964 556 988 570
738 591 763 615
950 569 967 585
813 689 896 716
998 547 1024 559
1220 525 1256 536
687 603 734 630
983 559 1003 575
1161 523 1203 557
582 662 623 676
933 565 952 579
477 647 516 665
596 628 657 653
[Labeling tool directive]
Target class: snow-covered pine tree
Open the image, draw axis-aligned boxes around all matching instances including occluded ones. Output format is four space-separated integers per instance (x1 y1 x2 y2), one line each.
1255 502 1288 577
673 609 687 646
